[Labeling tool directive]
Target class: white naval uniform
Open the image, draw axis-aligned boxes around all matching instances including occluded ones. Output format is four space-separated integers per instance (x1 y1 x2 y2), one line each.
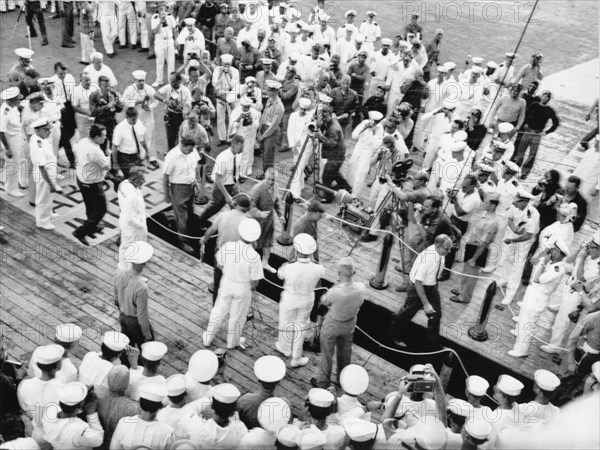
157 405 198 440
487 406 523 448
29 134 58 228
78 352 116 394
212 66 240 142
229 107 261 176
238 428 276 449
204 241 264 349
335 38 357 72
288 110 316 199
298 55 328 84
117 180 148 269
176 27 206 62
125 369 166 401
40 93 63 158
414 78 453 150
117 1 138 48
183 372 214 402
0 437 40 450
367 50 396 98
518 400 560 424
17 377 62 449
358 21 381 56
495 204 540 304
345 121 384 198
189 416 248 449
28 352 78 383
43 409 104 450
453 79 486 121
486 176 520 268
336 394 367 418
420 112 452 171
385 62 417 115
277 258 325 360
122 83 157 160
151 14 177 85
0 101 25 194
512 260 565 355
110 416 174 450
97 1 119 55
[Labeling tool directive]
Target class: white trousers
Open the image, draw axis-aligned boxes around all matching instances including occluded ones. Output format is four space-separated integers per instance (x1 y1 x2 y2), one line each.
74 114 94 145
80 32 96 63
205 279 252 349
118 3 137 45
278 293 313 360
216 101 232 142
155 37 175 85
138 112 156 159
99 14 118 55
548 289 580 349
512 285 549 355
138 15 149 48
35 179 54 227
346 151 371 199
3 133 25 194
496 240 533 304
289 140 314 198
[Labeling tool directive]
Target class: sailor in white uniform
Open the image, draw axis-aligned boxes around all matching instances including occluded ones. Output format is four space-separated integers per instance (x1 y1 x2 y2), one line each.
28 323 81 383
156 374 197 440
336 364 370 419
518 369 561 424
184 349 219 402
126 341 168 401
79 331 130 394
487 375 525 447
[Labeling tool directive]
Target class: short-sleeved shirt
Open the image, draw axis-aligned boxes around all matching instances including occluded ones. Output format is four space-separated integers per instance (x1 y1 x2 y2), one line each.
211 148 240 185
113 120 146 155
74 137 110 183
322 281 366 322
211 209 247 250
72 85 98 114
450 190 482 222
505 205 539 240
163 146 201 184
409 244 444 286
216 241 264 284
279 259 325 299
0 103 22 135
467 212 499 245
29 134 57 182
157 84 192 113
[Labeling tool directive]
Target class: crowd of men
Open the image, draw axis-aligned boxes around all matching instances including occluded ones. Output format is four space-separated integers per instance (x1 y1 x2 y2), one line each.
1 0 600 449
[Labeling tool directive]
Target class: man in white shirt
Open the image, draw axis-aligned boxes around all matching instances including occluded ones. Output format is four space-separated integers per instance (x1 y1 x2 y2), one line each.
386 52 417 115
118 166 148 269
28 323 81 383
388 234 453 347
72 72 97 144
288 98 314 199
112 108 148 181
359 11 381 56
311 13 336 51
177 17 206 62
163 136 200 254
84 52 118 88
518 370 561 423
151 5 177 87
337 9 357 39
212 54 240 144
0 87 26 198
203 219 264 349
96 1 118 57
367 38 395 98
73 124 110 246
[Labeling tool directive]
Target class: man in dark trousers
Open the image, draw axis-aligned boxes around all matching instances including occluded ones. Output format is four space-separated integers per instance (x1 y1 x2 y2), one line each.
24 1 48 46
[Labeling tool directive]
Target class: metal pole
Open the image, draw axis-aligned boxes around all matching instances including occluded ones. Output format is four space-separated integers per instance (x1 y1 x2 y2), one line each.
369 232 394 290
468 281 497 341
195 154 209 205
276 192 295 246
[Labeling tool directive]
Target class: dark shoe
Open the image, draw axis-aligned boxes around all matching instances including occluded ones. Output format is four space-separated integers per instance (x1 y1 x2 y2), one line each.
51 14 60 19
303 340 320 353
42 38 49 46
310 377 319 388
118 44 128 49
218 140 227 146
148 160 160 170
30 33 38 38
61 43 75 48
580 141 589 150
107 53 115 58
29 202 36 207
394 264 409 274
79 60 89 65
279 147 291 153
256 174 265 180
450 295 469 304
138 47 149 53
147 54 156 60
72 231 90 246
92 223 105 233
69 38 76 44
360 234 378 243
451 289 460 296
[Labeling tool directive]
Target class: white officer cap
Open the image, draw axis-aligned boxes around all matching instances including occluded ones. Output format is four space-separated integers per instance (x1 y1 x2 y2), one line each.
278 425 299 447
286 23 299 33
1 87 21 101
553 239 570 257
239 96 253 107
504 160 519 173
592 361 600 380
467 375 490 396
55 323 82 343
451 141 467 152
123 241 154 264
487 61 498 69
465 419 492 440
297 426 327 450
505 52 517 58
498 122 514 134
139 383 167 403
447 398 470 417
381 38 393 46
354 34 365 43
496 374 524 396
478 163 495 174
515 188 534 201
308 388 334 407
298 98 311 109
37 344 65 365
188 349 219 382
340 364 369 395
472 56 484 64
261 58 274 65
102 331 130 352
15 48 34 59
213 383 241 403
266 80 282 90
368 110 384 122
254 355 286 383
338 256 354 270
141 341 168 361
258 397 292 433
132 70 147 80
437 65 449 74
471 66 484 75
90 51 104 61
166 374 187 397
38 77 54 85
58 382 88 406
534 369 561 391
221 54 234 64
239 218 261 242
183 17 196 25
293 233 317 255
345 9 357 17
318 12 330 22
366 11 377 17
343 418 377 442
453 130 468 142
444 61 456 70
492 140 508 151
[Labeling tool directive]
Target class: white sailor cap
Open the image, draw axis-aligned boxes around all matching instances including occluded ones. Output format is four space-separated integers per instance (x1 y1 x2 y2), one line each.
368 110 384 122
31 117 50 129
245 76 257 84
298 98 311 109
340 364 369 395
381 38 393 46
58 382 88 406
183 17 196 25
366 10 377 16
411 421 448 450
492 140 508 151
478 163 495 174
15 48 34 59
447 398 471 417
103 331 130 352
141 341 168 361
442 99 456 110
240 96 253 107
38 78 54 84
266 80 282 90
261 58 274 65
534 369 561 391
515 188 534 201
354 34 365 43
471 66 484 74
466 375 490 396
505 52 517 59
257 397 292 433
498 122 514 134
465 419 492 440
239 218 261 242
55 323 82 343
496 374 524 396
37 344 65 365
213 383 241 404
444 61 456 70
472 56 484 64
132 70 147 80
254 355 286 383
345 9 357 17
278 425 300 447
504 160 520 173
297 426 327 450
552 239 570 257
453 130 468 142
297 20 309 30
188 349 219 382
592 361 600 380
1 87 21 101
90 51 104 61
123 241 154 264
220 54 234 64
139 383 167 403
308 388 334 408
166 374 187 397
487 61 498 69
343 418 377 442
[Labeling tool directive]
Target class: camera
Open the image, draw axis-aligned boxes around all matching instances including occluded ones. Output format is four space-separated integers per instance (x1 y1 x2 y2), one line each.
446 188 459 197
188 52 198 60
406 371 435 393
242 112 252 126
308 122 318 133
390 159 413 186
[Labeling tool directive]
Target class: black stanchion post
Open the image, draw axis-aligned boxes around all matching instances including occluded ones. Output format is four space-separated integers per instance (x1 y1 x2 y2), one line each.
468 281 497 342
369 233 394 290
439 352 455 391
277 193 294 246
